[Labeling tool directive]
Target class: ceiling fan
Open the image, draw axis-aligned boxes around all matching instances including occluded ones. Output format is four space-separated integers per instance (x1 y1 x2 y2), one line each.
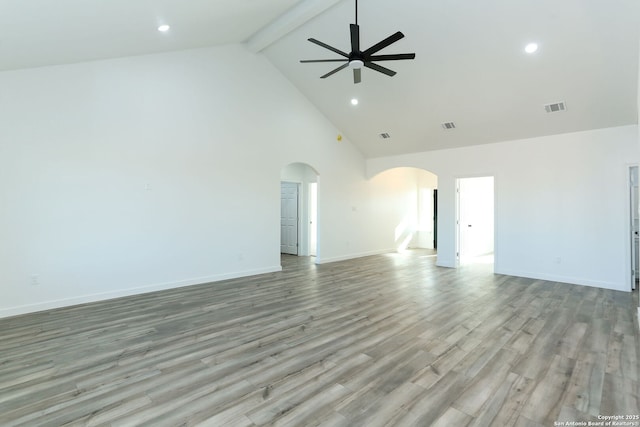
300 0 415 84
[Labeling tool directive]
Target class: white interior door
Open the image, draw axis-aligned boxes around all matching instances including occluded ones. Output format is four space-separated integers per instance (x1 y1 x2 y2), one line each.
458 177 495 262
281 182 299 255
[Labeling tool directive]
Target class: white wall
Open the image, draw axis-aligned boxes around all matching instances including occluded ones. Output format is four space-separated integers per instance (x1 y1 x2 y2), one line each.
0 44 416 317
314 166 431 263
365 168 419 253
368 125 639 291
365 168 438 251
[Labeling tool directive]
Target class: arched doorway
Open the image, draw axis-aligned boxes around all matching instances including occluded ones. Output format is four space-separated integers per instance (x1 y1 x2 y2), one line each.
369 167 439 253
280 163 319 260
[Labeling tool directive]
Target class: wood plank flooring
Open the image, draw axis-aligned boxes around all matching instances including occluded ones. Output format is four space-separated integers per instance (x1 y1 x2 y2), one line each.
0 250 638 426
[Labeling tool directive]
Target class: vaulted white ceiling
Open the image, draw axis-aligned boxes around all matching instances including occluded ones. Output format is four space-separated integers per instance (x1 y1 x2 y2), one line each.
2 0 639 158
0 0 304 71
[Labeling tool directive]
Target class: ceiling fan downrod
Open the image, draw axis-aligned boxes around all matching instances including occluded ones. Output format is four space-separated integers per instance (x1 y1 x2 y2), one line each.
355 0 358 26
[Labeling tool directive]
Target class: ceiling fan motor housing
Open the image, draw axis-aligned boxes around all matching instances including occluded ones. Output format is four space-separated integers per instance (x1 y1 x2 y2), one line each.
349 59 364 69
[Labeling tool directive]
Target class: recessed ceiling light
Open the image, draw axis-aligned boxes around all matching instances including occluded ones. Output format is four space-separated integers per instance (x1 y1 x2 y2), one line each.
525 42 538 54
351 98 359 106
158 24 170 32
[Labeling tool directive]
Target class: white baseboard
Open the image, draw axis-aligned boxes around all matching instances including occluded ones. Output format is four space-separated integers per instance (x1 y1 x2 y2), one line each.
317 248 396 264
0 265 282 319
495 268 625 292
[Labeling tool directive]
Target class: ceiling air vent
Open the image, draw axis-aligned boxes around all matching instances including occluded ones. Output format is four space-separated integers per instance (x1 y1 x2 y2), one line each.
441 122 456 130
544 101 567 113
379 132 391 139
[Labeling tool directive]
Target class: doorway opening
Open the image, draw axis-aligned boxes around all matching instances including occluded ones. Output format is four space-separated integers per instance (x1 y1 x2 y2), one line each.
629 166 638 292
280 182 299 255
280 163 319 262
456 176 495 267
628 165 639 322
414 184 439 253
309 182 318 257
370 167 438 255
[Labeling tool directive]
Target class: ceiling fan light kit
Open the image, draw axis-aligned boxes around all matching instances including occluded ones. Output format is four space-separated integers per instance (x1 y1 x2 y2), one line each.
300 0 415 84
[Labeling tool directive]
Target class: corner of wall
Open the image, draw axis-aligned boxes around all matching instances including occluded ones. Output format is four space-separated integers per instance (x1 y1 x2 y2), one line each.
436 258 457 269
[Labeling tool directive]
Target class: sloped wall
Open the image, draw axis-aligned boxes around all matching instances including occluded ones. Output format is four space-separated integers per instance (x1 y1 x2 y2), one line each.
0 45 419 317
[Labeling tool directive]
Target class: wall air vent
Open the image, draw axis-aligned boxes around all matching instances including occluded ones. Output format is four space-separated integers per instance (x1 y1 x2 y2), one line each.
544 101 567 113
379 132 391 139
441 122 456 130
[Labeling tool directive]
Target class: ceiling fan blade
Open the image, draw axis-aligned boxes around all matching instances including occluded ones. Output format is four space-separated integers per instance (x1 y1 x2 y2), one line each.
368 53 415 61
301 59 349 63
350 24 360 53
354 68 362 84
362 31 405 56
321 62 350 79
364 62 396 77
308 38 349 58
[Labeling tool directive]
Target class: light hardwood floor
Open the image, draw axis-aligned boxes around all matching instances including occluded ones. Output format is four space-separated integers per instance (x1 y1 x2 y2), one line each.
1 250 638 426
